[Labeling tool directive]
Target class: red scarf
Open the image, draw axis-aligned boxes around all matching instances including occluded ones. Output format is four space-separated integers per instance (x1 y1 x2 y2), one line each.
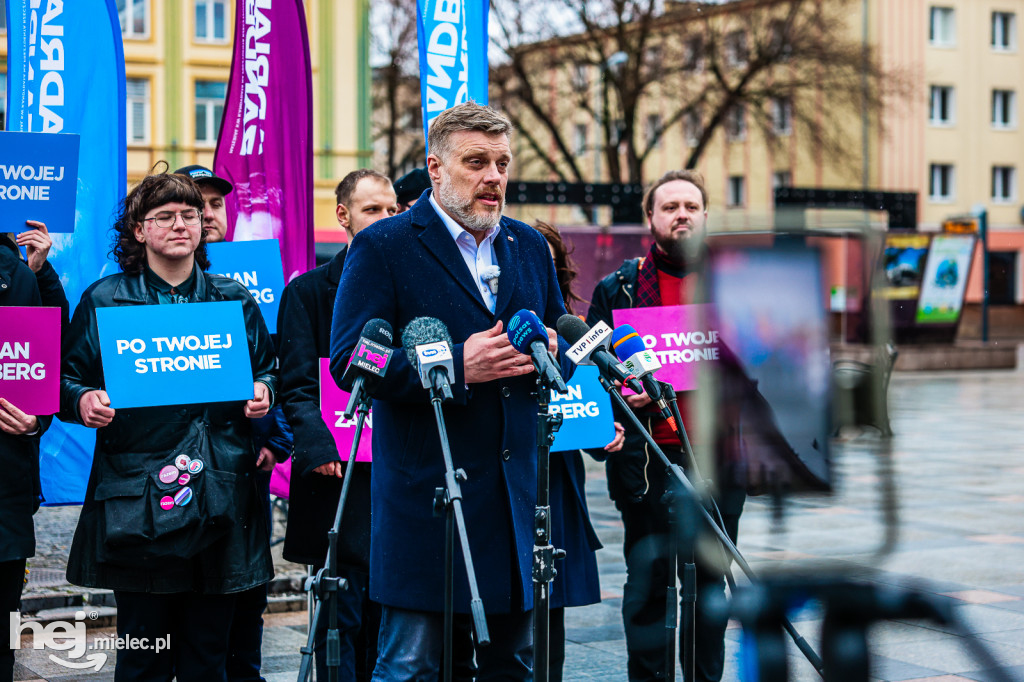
635 242 687 307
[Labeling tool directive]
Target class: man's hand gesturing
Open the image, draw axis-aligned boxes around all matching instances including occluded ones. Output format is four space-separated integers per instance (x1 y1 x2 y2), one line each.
463 321 535 384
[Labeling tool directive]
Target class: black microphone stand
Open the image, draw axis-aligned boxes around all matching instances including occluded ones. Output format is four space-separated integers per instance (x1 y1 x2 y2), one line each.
296 390 371 682
427 382 490 682
597 375 825 679
530 373 565 682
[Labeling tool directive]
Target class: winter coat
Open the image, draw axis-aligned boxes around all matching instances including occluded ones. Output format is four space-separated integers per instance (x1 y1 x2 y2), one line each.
59 266 277 593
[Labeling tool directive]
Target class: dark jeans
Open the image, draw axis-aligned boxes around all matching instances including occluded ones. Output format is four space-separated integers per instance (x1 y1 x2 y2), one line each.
226 585 268 682
0 559 26 682
617 477 743 682
114 590 239 682
371 606 533 681
313 568 381 682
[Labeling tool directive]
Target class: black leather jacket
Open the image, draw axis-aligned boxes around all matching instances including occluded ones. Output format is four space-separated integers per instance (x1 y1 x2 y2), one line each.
60 266 277 593
0 244 47 563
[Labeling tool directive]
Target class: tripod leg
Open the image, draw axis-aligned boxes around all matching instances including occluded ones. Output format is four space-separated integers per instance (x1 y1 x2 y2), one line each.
666 501 678 681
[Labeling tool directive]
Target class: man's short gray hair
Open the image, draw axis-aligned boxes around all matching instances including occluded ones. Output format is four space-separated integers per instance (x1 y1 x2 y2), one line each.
427 102 513 163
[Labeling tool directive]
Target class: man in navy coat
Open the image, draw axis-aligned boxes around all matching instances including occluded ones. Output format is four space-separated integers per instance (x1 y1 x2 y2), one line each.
329 102 574 680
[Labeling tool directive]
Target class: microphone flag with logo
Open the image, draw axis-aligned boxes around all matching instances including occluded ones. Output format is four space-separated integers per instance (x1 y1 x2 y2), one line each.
507 309 567 392
402 317 456 401
556 315 643 394
341 319 395 419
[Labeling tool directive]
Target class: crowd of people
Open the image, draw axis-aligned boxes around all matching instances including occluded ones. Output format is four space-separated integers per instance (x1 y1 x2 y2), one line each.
1 102 739 682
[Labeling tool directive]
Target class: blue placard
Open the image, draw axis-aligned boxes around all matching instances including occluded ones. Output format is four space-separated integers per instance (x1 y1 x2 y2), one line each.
96 302 254 408
549 366 616 451
0 131 80 233
206 239 285 334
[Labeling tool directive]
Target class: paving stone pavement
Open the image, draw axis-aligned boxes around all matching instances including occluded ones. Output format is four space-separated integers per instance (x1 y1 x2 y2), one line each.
13 368 1024 681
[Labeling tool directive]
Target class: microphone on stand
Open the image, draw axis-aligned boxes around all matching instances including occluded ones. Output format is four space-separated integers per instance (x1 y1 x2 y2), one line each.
401 316 455 402
507 309 567 393
340 318 395 420
556 314 644 394
610 324 676 424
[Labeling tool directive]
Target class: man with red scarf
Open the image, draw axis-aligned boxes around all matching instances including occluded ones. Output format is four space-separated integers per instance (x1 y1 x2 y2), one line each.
585 170 744 682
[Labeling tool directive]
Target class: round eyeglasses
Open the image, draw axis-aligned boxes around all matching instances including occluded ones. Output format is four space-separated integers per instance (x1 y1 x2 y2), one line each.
144 209 203 229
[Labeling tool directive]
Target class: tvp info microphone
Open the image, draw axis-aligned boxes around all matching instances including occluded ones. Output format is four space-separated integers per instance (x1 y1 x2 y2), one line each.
556 315 643 394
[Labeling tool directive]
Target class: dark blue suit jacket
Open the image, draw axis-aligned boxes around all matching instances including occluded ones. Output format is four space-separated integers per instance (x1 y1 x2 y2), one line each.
329 193 574 614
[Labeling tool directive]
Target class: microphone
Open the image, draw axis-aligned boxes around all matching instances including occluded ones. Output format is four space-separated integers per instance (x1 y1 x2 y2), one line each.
507 309 567 393
401 317 455 402
556 315 643 394
610 324 676 424
341 318 395 419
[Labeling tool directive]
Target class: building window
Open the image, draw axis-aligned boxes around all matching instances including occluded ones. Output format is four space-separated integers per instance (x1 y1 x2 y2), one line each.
772 97 792 135
643 46 663 80
126 78 150 144
773 171 792 189
929 85 955 125
992 166 1016 202
993 89 1016 128
645 114 663 149
570 64 589 93
194 80 227 146
573 123 588 157
726 105 746 141
769 20 792 61
725 30 748 68
992 12 1016 51
610 119 627 147
683 36 704 73
727 176 746 207
118 0 149 39
929 164 955 202
684 109 702 146
195 0 229 43
929 6 955 46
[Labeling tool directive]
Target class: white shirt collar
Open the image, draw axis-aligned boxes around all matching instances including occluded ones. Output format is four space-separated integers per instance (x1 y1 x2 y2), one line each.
428 191 502 246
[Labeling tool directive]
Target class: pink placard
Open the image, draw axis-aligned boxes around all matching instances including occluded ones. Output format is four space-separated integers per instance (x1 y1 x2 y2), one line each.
0 307 61 415
612 304 720 391
319 358 373 463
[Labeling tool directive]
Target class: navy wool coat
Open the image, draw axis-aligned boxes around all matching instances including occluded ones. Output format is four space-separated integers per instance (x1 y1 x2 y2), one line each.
329 193 573 614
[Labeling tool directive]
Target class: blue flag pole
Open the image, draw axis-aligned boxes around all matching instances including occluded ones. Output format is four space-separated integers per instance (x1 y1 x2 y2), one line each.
5 0 127 505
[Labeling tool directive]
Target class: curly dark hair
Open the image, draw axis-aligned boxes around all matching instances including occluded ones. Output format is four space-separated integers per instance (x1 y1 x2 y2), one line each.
111 166 209 275
534 221 586 313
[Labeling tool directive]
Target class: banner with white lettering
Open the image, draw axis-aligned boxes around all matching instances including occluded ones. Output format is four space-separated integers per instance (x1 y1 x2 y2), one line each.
612 304 722 391
0 131 80 231
96 302 255 409
207 239 285 333
5 0 126 504
416 0 489 149
0 307 61 415
549 366 615 452
215 0 314 282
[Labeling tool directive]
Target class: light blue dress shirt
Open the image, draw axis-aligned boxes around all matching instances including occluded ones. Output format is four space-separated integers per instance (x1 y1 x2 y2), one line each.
429 192 502 313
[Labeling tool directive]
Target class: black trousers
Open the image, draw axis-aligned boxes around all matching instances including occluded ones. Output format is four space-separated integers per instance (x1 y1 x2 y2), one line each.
616 465 743 682
226 585 268 682
114 590 239 682
0 559 26 682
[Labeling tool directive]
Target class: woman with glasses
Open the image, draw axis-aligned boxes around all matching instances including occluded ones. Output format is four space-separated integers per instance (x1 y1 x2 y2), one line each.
59 169 277 681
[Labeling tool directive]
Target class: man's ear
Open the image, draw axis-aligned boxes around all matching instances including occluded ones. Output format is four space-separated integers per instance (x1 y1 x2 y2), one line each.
336 203 350 230
426 154 443 186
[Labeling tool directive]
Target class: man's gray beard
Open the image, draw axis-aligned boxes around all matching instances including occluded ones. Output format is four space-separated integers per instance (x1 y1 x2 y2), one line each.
438 176 503 232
